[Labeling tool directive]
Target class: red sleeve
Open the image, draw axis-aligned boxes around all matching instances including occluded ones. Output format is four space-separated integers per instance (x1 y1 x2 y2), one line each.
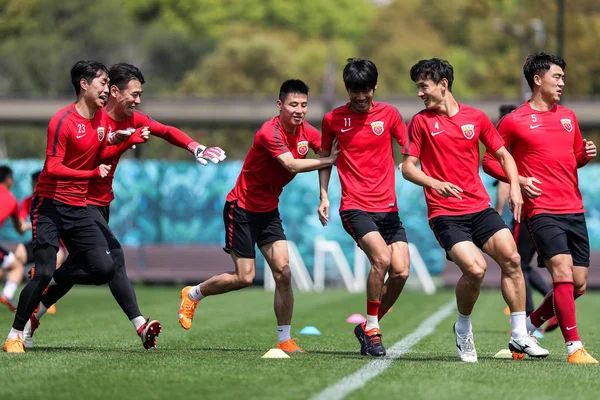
258 123 288 159
403 114 424 157
482 115 513 182
390 106 406 146
97 140 131 164
47 117 71 157
478 114 504 153
136 112 194 152
18 197 31 220
45 155 97 179
571 114 589 168
321 113 335 152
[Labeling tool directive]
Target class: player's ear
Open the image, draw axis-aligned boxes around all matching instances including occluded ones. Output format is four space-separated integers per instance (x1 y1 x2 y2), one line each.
110 85 120 97
533 74 543 87
374 84 378 92
440 78 448 92
276 99 282 111
79 78 88 93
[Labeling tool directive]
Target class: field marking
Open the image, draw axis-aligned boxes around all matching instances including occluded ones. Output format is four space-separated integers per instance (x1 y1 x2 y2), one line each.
310 300 456 400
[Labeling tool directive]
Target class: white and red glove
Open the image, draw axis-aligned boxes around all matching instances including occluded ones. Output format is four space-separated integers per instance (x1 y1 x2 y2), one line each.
188 142 226 166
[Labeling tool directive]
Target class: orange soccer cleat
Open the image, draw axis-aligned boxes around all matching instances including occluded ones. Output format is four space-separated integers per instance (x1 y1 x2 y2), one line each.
3 337 25 353
0 295 17 312
568 348 599 364
277 338 304 353
178 286 198 330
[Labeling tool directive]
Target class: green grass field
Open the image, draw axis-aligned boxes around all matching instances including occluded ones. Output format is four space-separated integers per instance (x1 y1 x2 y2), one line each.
1 286 599 400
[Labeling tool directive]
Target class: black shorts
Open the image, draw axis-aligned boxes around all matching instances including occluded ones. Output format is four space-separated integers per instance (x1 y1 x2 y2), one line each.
527 213 590 267
30 195 109 254
223 201 286 259
88 205 120 251
430 208 508 256
512 219 536 269
340 210 407 246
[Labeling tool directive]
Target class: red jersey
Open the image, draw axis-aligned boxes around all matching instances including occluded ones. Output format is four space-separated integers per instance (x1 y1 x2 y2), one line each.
87 111 195 206
35 104 108 206
482 102 586 217
0 186 19 227
404 103 504 219
19 195 33 221
321 102 405 212
227 116 321 212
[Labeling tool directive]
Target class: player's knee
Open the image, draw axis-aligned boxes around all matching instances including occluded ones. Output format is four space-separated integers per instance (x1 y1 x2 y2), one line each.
87 248 115 284
272 265 292 287
371 253 391 272
464 261 486 283
388 266 409 282
506 251 521 271
236 271 255 288
32 245 58 283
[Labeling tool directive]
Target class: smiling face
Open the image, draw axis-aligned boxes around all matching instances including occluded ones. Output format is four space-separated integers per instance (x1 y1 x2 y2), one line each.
277 92 308 132
535 64 565 104
415 77 447 111
81 70 109 109
347 87 376 114
111 79 143 119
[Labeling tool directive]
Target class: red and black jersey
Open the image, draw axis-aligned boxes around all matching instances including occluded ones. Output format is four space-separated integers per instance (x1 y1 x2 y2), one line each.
321 102 405 212
227 116 321 212
404 103 504 219
0 186 19 227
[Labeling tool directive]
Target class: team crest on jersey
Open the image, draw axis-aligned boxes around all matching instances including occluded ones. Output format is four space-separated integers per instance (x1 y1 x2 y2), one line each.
297 140 309 156
371 121 384 136
97 127 105 141
461 124 475 140
561 118 573 132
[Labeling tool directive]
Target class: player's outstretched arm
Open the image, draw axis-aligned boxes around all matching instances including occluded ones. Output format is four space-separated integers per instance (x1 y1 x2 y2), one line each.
188 142 227 166
276 139 339 175
402 155 463 199
98 127 149 164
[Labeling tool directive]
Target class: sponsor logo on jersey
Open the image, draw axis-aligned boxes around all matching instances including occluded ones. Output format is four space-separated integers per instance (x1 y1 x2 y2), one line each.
561 118 573 132
461 124 475 140
97 127 106 141
371 121 384 136
297 140 309 156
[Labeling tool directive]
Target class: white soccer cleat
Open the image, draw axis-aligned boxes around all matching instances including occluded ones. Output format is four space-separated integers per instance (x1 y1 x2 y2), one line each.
453 323 477 362
23 314 40 349
509 335 549 358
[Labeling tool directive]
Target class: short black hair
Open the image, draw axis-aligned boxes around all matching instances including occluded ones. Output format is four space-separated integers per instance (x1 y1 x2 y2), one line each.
523 52 567 90
278 79 309 102
499 104 517 119
31 170 42 182
343 58 378 91
0 165 13 183
410 58 454 92
109 63 146 90
70 60 109 96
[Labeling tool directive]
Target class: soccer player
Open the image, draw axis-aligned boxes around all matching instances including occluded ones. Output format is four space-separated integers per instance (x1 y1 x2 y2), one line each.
24 63 225 350
3 60 134 353
13 170 67 316
482 52 598 364
178 79 339 353
0 166 28 311
402 58 548 362
317 58 409 357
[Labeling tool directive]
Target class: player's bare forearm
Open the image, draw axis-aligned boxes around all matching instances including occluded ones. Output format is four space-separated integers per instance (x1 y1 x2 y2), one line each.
495 147 519 186
482 152 509 183
401 155 435 189
318 166 332 200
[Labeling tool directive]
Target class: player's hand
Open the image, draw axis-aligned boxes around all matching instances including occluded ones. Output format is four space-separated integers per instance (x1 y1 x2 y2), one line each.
507 184 523 222
327 139 341 164
584 139 597 159
108 128 135 145
95 164 112 178
431 180 463 200
127 127 150 148
518 176 542 198
318 197 330 226
193 145 226 166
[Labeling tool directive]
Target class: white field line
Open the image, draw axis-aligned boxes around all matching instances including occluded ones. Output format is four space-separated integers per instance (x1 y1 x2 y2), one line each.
310 300 456 400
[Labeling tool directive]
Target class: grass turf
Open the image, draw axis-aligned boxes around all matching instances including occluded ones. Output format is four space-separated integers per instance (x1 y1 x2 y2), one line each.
1 286 598 399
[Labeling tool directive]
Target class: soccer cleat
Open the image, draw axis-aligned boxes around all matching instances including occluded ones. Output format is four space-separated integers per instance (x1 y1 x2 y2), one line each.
542 316 559 333
509 335 549 358
511 351 525 360
364 327 386 357
453 323 477 362
23 314 40 349
47 304 57 314
568 348 599 364
354 323 367 356
178 286 198 330
3 337 25 353
277 338 304 353
0 295 17 312
137 319 162 350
